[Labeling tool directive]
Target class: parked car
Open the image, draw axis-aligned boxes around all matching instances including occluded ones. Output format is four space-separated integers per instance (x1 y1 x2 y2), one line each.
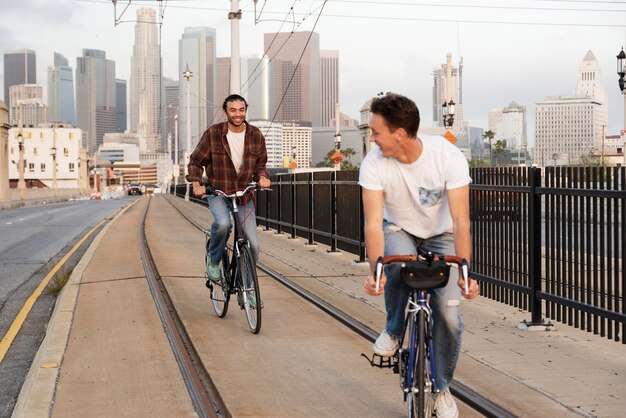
128 184 143 195
144 184 157 195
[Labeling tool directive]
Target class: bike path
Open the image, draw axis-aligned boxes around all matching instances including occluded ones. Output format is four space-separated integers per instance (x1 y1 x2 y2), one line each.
12 197 196 417
14 195 626 417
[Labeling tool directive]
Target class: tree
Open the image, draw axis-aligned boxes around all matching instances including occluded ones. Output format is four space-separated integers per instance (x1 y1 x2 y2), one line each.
494 140 507 166
482 130 495 166
342 148 356 165
315 149 359 170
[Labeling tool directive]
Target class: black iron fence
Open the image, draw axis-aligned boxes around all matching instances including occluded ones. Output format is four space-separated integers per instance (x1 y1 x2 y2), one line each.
174 166 625 343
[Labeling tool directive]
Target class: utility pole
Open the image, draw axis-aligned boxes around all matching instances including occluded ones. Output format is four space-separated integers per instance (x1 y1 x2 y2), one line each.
17 103 25 199
229 0 242 94
183 65 193 201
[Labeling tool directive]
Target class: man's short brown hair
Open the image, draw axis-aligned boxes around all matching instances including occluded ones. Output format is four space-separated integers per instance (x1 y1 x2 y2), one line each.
370 93 420 137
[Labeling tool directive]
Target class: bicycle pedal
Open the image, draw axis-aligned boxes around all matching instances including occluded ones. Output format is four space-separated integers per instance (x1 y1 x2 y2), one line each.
361 353 395 369
205 279 212 289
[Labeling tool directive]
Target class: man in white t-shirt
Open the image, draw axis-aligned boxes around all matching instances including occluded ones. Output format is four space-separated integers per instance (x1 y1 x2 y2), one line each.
359 93 479 418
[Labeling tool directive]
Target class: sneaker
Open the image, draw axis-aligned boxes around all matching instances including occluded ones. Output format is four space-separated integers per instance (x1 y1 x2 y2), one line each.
238 291 263 309
373 330 399 357
206 257 222 283
434 388 458 418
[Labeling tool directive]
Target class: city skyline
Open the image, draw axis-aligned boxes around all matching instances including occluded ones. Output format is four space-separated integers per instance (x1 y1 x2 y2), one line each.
1 0 625 147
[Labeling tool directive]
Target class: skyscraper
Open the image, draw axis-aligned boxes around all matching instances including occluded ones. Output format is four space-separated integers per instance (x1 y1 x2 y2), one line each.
320 50 339 127
76 49 117 154
9 84 47 127
47 52 75 125
264 31 320 126
576 50 608 127
163 77 179 152
178 27 217 154
4 49 36 108
130 7 161 147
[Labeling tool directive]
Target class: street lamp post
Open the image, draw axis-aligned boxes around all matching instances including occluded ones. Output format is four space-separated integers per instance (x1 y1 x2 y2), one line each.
442 99 455 129
174 113 179 189
51 146 58 196
183 65 193 202
17 133 25 198
617 47 626 130
332 133 342 170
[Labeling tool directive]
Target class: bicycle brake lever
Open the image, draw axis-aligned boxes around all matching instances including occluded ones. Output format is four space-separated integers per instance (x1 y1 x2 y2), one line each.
461 259 469 295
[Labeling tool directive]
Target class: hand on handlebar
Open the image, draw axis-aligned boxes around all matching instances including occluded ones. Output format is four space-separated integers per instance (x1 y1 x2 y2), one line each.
193 183 207 197
364 257 386 296
258 176 271 189
458 275 479 299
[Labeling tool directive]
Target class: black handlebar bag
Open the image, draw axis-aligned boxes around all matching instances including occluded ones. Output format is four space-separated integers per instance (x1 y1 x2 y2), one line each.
400 258 450 290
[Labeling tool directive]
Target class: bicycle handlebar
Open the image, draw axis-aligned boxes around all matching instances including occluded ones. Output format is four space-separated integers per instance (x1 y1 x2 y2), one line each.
375 253 470 295
203 182 272 199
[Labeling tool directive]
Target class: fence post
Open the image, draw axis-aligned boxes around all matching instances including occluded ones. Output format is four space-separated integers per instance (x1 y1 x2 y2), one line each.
308 172 314 245
276 174 282 234
525 166 550 328
329 170 338 253
357 185 366 263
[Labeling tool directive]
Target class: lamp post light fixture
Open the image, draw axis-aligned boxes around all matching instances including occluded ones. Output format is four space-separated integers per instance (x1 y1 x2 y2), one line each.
334 133 342 150
51 146 58 196
617 47 626 130
442 99 455 129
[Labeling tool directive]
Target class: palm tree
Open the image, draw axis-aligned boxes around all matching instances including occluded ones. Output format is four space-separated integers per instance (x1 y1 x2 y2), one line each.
342 148 356 165
482 130 495 166
494 140 507 166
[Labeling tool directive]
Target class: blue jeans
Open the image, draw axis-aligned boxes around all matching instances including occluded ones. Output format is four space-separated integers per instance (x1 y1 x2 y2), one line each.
382 221 463 391
207 195 259 264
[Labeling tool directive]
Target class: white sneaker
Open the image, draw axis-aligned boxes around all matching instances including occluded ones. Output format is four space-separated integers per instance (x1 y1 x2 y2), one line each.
373 330 399 357
435 388 458 418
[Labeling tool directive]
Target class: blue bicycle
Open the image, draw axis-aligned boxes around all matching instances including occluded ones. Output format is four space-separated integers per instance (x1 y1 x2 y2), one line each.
364 250 469 418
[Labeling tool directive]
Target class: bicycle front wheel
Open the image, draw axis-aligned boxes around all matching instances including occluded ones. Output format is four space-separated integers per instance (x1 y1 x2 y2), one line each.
210 244 231 318
238 245 262 334
410 309 433 418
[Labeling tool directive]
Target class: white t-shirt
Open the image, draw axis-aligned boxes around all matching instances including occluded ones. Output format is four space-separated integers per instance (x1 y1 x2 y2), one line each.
227 129 246 174
358 135 471 238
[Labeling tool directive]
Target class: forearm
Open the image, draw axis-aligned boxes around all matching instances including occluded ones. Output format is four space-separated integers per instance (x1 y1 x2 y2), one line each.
453 218 471 266
365 224 385 275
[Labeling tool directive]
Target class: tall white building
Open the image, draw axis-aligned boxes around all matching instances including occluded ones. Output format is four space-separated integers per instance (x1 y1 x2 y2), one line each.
178 27 217 157
320 50 339 127
432 53 465 130
130 7 161 150
534 50 608 166
535 95 603 165
251 120 283 168
576 50 608 127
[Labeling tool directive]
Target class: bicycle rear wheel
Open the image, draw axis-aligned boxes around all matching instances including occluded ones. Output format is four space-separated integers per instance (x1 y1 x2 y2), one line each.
209 242 231 318
409 309 433 418
238 245 262 334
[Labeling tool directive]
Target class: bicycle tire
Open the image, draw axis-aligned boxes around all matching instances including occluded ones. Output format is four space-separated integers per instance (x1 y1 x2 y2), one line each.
210 242 231 318
238 245 262 334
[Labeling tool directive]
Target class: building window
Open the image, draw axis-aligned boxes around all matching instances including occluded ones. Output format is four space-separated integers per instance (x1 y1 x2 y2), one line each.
69 163 75 173
69 132 74 140
33 147 38 156
28 162 35 172
41 163 46 171
64 148 69 157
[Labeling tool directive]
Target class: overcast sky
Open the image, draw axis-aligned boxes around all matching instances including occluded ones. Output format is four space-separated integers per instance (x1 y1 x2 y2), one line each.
2 0 625 146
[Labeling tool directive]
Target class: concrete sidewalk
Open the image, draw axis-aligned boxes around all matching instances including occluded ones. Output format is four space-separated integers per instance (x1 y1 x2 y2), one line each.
12 195 626 417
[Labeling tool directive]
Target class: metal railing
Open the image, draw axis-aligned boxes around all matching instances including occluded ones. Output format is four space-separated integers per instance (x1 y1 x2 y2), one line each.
174 166 625 343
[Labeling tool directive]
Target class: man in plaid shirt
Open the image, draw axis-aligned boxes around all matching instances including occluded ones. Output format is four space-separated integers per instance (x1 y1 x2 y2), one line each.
187 94 271 289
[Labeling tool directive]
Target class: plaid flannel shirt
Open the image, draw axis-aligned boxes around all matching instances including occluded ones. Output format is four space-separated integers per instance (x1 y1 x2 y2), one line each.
186 121 269 193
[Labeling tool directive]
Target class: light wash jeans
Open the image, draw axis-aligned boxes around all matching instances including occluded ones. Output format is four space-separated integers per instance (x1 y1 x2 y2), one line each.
206 195 259 265
382 220 463 391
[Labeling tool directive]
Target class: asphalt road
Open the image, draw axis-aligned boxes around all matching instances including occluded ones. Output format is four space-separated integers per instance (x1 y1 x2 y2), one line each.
0 196 134 418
